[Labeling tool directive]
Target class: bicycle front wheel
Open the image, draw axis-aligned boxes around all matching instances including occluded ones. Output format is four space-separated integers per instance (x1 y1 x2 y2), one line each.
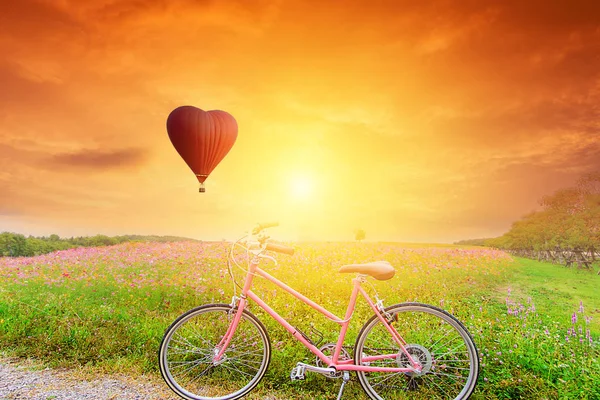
159 304 271 400
355 302 479 400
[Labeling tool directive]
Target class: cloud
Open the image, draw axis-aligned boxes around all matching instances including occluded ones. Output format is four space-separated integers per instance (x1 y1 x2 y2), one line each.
0 0 598 240
0 0 82 37
0 183 21 217
498 0 600 31
567 141 600 173
47 148 148 169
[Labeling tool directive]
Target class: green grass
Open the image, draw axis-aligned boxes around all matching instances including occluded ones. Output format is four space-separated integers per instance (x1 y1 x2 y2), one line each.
471 257 600 399
507 258 600 332
0 242 598 399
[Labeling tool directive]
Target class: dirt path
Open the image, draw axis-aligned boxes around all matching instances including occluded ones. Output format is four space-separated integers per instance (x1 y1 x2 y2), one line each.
0 358 178 400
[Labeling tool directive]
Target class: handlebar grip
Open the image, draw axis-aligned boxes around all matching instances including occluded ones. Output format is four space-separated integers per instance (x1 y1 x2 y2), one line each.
259 221 279 230
265 242 294 256
253 221 279 234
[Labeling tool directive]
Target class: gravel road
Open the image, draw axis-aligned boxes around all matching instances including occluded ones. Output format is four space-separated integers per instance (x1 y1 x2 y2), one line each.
0 358 178 400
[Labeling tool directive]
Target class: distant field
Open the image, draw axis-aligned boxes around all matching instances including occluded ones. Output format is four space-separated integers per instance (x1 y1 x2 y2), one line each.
0 241 598 399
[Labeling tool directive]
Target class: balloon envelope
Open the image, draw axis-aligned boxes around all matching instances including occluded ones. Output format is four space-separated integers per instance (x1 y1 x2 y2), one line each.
167 106 238 185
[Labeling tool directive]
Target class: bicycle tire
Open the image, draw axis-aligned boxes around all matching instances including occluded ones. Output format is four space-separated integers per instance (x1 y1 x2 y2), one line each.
354 302 479 399
159 303 271 400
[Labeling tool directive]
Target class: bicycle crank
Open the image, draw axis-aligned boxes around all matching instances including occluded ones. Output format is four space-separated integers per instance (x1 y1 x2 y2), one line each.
316 343 351 378
290 362 338 381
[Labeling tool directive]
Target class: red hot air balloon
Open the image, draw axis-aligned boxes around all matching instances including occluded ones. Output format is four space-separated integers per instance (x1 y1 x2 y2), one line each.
167 106 238 192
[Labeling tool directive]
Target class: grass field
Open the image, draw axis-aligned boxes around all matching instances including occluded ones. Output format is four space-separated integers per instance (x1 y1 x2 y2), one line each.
0 241 598 399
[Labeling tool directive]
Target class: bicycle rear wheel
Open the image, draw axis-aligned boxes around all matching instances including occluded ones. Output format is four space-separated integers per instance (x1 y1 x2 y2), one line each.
159 303 271 400
354 302 479 400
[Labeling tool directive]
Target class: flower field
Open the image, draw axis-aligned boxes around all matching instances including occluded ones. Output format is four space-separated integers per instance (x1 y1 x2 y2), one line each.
0 241 598 399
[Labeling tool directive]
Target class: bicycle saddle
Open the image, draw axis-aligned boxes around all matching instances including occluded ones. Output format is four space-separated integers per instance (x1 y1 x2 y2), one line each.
338 261 395 280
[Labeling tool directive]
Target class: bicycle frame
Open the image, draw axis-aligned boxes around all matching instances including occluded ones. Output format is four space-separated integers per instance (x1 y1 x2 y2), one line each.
214 255 422 374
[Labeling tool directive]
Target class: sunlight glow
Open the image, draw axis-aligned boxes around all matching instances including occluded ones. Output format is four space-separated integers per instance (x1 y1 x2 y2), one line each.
289 176 314 201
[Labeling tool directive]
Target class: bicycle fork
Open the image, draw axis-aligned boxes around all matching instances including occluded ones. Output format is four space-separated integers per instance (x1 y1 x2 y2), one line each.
212 296 247 363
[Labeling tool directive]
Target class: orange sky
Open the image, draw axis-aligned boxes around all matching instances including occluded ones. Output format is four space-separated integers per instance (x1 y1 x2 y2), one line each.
1 0 599 242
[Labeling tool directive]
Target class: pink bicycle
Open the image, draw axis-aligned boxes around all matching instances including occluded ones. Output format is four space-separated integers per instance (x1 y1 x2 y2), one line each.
159 223 479 399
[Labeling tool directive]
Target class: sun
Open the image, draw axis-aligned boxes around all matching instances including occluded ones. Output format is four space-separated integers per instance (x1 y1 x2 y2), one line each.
289 176 314 201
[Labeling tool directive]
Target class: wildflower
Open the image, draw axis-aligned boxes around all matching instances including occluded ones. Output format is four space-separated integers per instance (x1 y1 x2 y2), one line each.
571 313 577 324
579 301 584 314
586 329 591 344
274 341 285 350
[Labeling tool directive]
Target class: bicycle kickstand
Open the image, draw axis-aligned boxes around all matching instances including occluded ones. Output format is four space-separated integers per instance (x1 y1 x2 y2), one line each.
336 371 350 400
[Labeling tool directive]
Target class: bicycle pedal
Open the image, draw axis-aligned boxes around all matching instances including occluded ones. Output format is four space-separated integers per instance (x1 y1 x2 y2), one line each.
290 366 305 381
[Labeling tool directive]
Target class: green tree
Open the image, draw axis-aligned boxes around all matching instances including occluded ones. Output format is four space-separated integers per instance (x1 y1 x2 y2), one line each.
489 171 600 269
355 228 366 242
0 232 27 257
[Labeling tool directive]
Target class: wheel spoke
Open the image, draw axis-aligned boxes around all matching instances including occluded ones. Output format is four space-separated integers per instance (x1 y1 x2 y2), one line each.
355 303 479 400
219 361 259 378
159 305 270 399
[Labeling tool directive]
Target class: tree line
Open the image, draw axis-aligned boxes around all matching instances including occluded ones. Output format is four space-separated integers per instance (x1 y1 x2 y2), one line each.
0 233 197 257
459 172 600 271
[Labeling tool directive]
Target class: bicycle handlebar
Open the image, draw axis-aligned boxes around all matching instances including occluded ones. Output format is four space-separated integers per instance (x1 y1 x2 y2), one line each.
252 221 279 235
265 242 295 256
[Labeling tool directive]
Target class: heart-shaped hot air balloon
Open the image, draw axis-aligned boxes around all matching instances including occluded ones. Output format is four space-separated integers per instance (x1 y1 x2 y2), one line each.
167 106 238 192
